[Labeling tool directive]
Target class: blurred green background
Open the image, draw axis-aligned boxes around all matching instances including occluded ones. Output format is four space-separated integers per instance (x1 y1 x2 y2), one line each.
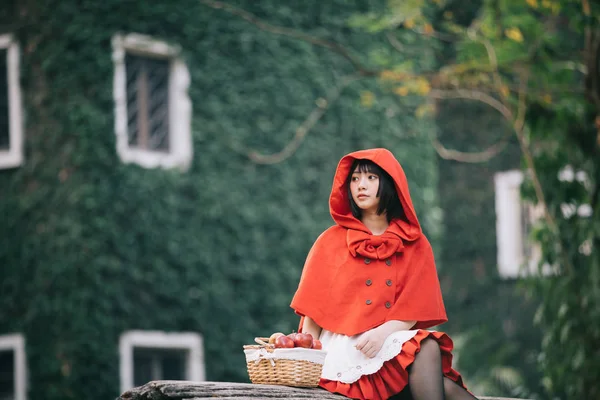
0 1 597 399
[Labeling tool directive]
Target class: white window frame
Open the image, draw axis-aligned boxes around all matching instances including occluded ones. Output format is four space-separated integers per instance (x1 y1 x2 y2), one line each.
0 333 27 400
495 169 593 278
119 330 204 393
112 33 192 171
0 34 24 169
494 170 547 278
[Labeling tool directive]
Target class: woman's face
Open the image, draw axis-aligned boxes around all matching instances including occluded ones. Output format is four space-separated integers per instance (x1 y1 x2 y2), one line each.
350 168 380 214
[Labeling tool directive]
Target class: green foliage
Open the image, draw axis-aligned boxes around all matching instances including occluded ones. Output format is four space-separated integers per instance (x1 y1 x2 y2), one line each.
435 100 543 399
524 90 600 399
0 1 439 399
483 2 599 398
438 1 600 398
351 0 600 398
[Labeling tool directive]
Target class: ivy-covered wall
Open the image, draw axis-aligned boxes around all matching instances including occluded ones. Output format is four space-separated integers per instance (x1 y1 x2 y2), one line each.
0 1 439 399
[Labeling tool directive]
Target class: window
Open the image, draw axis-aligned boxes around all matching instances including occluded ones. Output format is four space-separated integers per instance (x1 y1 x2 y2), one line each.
0 34 24 169
0 334 27 400
494 170 545 278
495 169 592 278
119 331 204 393
112 33 192 170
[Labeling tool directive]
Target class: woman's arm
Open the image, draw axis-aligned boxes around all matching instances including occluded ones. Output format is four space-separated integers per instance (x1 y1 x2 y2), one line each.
377 320 416 337
301 316 323 339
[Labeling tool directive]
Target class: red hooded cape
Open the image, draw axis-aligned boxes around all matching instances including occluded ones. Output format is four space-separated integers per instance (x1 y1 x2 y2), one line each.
290 148 447 336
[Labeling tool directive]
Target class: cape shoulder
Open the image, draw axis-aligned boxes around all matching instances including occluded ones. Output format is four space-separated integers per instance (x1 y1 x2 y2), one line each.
299 225 347 276
291 225 347 320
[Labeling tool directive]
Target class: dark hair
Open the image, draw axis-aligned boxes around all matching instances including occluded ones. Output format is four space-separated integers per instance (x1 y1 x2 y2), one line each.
346 159 405 223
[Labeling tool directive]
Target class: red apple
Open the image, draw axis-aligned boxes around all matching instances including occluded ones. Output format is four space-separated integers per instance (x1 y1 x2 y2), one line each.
312 339 322 350
293 332 313 348
287 333 297 342
274 335 295 349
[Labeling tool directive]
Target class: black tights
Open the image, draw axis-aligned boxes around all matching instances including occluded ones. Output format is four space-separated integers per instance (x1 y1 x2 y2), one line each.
391 339 479 400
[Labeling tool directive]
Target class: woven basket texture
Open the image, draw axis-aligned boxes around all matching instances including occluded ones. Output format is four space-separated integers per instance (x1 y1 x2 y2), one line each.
243 338 324 388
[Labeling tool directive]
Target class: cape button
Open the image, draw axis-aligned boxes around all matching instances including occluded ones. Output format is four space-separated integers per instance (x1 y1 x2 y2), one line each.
385 301 391 308
366 300 372 305
386 279 392 286
366 279 372 286
364 258 371 265
385 259 392 266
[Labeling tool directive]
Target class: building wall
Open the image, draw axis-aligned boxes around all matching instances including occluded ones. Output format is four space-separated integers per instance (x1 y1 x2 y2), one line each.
0 1 440 399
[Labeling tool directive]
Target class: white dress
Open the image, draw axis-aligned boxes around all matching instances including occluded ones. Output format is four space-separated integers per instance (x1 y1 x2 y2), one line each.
319 329 419 383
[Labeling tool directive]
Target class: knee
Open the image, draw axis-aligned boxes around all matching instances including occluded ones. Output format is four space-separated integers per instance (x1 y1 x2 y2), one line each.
418 338 441 359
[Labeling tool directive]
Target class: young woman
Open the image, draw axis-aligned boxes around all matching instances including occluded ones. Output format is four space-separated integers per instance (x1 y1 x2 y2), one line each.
291 148 478 400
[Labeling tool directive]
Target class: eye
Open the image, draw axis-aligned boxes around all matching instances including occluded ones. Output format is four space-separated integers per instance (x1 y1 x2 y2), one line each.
351 176 359 182
368 174 378 180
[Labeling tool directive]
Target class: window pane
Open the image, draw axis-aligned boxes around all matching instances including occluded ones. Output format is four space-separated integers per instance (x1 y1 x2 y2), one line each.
133 347 186 386
161 351 186 380
133 348 155 387
0 48 9 150
125 54 170 152
0 350 14 399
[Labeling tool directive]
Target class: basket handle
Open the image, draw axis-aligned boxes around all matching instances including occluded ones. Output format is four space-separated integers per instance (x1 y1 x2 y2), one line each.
254 337 271 346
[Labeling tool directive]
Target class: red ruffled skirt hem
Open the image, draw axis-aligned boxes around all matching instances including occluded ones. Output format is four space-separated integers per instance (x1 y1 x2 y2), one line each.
319 330 466 400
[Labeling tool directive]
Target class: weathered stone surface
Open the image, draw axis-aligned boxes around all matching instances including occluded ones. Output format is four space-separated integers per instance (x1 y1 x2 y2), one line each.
118 381 527 400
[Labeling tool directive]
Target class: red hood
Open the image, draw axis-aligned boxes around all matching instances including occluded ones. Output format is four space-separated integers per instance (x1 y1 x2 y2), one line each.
329 148 422 241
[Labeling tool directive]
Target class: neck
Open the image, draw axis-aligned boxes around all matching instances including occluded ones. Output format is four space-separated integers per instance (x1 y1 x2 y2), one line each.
361 212 389 236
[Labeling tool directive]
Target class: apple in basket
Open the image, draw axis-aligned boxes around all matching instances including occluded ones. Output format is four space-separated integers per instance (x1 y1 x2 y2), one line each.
286 332 297 341
312 338 322 350
268 332 285 344
293 333 314 348
274 335 295 348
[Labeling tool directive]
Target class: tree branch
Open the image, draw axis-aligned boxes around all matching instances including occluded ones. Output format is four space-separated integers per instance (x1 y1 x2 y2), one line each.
386 31 406 53
476 35 506 94
423 87 515 162
199 0 378 77
248 75 361 164
385 31 426 56
511 71 573 274
428 88 514 121
411 26 458 43
513 72 528 135
430 135 511 163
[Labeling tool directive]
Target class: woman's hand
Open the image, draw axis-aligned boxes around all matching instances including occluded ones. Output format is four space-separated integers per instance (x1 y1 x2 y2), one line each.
355 320 417 358
355 326 388 358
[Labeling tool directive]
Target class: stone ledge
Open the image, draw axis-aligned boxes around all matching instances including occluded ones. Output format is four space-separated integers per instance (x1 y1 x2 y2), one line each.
118 381 527 400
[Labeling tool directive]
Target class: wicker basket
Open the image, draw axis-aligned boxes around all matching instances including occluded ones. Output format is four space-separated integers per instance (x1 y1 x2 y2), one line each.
243 337 327 388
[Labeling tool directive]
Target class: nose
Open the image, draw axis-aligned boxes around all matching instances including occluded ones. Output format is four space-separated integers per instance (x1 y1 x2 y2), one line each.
358 175 368 189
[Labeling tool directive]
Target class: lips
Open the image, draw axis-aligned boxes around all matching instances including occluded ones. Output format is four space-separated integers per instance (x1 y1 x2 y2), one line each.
357 194 368 199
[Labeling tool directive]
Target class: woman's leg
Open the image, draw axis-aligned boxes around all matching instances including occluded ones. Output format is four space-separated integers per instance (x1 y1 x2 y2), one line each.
408 338 445 400
443 377 479 400
407 338 479 400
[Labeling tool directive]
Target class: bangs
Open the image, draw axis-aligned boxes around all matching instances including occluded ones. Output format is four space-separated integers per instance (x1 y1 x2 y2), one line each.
352 159 383 175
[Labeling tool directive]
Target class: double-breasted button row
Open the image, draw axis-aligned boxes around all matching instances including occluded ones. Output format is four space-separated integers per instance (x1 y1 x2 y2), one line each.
364 257 392 266
365 300 392 308
365 279 392 286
